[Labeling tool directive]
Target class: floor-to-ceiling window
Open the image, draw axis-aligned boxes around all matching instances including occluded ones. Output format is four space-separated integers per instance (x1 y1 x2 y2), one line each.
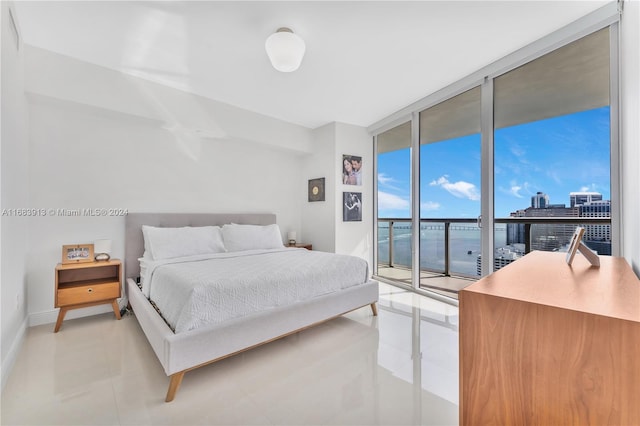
377 121 413 284
373 20 617 302
493 28 611 271
418 87 481 298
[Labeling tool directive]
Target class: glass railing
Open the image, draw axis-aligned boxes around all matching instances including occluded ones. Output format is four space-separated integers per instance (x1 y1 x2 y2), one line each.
378 217 612 278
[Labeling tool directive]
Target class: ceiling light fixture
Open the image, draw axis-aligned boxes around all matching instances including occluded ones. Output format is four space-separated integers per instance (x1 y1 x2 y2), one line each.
265 27 306 72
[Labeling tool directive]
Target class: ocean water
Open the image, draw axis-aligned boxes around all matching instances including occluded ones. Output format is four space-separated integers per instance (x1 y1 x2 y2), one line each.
378 224 507 277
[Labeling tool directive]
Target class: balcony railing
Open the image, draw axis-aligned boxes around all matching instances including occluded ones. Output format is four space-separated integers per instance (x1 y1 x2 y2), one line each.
378 217 612 278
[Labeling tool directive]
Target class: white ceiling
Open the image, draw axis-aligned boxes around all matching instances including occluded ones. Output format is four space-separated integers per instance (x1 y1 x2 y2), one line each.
12 1 610 129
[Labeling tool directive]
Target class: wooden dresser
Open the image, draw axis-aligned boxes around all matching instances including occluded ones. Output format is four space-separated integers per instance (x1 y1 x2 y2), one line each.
459 250 640 425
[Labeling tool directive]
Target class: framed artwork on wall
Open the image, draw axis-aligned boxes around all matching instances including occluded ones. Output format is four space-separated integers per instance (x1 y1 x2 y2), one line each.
343 192 362 222
308 177 325 202
342 154 362 186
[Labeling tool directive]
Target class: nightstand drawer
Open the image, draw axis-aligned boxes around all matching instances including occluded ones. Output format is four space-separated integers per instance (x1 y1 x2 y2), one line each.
57 281 120 306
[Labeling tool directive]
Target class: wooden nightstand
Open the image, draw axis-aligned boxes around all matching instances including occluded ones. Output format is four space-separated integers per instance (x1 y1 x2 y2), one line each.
289 243 312 250
54 259 122 332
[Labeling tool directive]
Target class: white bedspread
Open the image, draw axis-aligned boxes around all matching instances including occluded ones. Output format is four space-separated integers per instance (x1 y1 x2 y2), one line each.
141 248 369 333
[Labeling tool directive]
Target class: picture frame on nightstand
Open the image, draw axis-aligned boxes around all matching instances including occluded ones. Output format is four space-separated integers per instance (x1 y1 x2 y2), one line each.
62 244 94 264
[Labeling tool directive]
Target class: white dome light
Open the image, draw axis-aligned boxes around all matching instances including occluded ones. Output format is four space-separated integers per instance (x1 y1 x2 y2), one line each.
265 27 306 72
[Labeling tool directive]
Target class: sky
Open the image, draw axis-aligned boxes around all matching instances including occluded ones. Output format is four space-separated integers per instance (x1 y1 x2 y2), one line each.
377 106 611 219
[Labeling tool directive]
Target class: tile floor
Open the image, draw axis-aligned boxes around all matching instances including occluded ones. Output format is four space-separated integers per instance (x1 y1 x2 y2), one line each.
376 266 474 299
1 283 459 425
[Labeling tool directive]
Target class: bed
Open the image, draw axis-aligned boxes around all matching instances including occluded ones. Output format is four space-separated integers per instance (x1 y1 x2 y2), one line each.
124 213 379 402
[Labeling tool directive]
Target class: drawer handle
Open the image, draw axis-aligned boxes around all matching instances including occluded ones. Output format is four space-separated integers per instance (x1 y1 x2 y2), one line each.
87 288 94 293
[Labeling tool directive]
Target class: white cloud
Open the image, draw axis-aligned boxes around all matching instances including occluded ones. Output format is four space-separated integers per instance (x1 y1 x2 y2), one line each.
377 191 410 211
421 201 441 211
510 144 526 157
580 184 600 192
510 185 523 198
378 173 394 186
429 175 480 201
547 170 562 185
507 180 527 198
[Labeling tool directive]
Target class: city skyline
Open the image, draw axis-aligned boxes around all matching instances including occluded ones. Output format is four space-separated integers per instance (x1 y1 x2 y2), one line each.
377 106 611 219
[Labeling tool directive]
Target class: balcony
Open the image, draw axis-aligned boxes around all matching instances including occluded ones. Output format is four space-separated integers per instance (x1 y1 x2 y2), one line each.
376 217 612 299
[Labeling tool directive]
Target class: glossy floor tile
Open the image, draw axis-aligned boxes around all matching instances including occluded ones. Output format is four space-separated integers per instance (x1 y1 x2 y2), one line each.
1 283 459 425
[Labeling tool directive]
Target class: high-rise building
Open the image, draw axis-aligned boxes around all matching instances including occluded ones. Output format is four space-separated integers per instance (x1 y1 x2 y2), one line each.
528 205 579 251
531 192 549 208
579 199 611 255
502 191 611 268
507 204 579 251
570 192 603 207
476 244 525 275
506 209 526 244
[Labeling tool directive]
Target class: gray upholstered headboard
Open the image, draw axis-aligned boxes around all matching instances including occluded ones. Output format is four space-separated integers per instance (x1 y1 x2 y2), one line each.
124 213 277 279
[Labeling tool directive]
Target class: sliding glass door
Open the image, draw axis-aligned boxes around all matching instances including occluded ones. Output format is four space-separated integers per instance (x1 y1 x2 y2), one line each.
418 87 481 297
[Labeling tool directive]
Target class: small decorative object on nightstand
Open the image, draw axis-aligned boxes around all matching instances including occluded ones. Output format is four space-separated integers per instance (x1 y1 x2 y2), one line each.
54 259 122 332
94 239 112 261
287 231 297 246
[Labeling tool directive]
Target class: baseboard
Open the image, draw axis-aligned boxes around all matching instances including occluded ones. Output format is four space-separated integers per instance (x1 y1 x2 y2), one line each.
1 317 28 391
29 304 113 327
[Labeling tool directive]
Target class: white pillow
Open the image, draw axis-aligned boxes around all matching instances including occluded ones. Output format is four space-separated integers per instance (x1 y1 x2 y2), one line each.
141 225 226 260
221 223 284 252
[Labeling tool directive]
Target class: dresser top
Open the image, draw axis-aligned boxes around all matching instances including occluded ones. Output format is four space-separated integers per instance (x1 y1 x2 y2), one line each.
462 250 640 322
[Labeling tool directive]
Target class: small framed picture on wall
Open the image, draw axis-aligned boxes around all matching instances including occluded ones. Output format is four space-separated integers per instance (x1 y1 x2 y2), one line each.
308 177 325 202
343 192 362 222
342 155 362 186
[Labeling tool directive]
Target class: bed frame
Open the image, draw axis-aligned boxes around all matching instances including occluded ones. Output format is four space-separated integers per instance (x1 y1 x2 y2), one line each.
124 213 379 402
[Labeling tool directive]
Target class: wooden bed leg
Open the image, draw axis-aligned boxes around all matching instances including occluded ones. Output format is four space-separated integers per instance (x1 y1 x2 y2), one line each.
165 372 185 402
370 303 378 316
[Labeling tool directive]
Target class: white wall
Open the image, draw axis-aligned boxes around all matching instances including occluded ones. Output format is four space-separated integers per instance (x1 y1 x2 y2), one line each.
1 1 30 388
301 123 336 253
300 122 373 270
620 0 640 275
23 47 316 324
334 123 373 267
25 46 314 155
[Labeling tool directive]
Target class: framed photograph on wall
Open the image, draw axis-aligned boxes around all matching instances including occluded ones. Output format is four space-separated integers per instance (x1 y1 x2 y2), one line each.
343 192 362 222
308 177 325 202
62 244 94 264
342 154 362 186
